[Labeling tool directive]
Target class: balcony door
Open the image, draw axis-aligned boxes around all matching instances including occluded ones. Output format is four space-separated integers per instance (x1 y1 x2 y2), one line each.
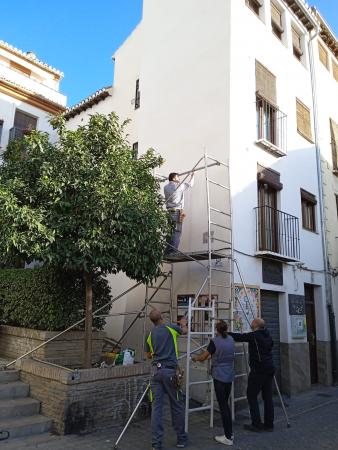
258 182 278 253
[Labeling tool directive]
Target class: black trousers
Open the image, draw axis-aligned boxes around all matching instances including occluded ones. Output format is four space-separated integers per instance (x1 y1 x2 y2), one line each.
213 379 232 440
247 371 274 428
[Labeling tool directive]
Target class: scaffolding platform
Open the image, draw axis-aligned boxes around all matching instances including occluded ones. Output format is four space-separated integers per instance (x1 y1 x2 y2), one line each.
164 249 231 263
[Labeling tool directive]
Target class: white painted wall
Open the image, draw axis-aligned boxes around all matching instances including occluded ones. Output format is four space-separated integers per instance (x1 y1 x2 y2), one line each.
65 0 334 362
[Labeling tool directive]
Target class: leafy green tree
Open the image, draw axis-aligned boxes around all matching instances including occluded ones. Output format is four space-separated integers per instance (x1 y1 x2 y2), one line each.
0 113 170 367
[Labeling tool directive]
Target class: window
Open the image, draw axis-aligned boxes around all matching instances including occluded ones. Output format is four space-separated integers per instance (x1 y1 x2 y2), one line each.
318 41 329 69
292 27 303 61
10 61 31 77
333 59 338 83
132 142 138 158
271 3 284 41
245 0 262 17
296 99 313 142
9 110 37 142
134 79 140 109
0 120 3 145
14 110 37 131
255 60 277 106
301 189 316 232
330 118 338 173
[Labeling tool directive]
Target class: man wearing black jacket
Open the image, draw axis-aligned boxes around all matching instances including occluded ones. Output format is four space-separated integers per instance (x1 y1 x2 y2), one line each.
229 318 275 432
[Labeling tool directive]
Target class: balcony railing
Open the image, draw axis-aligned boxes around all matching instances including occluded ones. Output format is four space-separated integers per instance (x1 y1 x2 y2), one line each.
255 205 300 261
8 127 31 143
256 97 287 156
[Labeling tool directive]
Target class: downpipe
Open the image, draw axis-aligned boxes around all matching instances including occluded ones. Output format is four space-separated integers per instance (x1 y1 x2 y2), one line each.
308 26 338 385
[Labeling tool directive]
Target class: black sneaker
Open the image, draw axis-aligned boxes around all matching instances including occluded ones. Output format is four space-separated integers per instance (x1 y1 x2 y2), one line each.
243 423 263 432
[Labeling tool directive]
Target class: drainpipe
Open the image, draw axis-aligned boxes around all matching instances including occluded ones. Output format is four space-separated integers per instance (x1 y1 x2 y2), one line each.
308 24 338 385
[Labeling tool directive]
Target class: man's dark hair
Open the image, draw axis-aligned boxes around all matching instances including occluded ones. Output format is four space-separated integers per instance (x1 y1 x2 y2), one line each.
169 172 179 181
216 320 228 338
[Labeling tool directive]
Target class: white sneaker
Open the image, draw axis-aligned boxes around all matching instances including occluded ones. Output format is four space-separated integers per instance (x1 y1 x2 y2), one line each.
214 435 233 446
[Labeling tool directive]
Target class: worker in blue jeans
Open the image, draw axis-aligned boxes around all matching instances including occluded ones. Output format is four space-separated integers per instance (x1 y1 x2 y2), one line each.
145 309 188 450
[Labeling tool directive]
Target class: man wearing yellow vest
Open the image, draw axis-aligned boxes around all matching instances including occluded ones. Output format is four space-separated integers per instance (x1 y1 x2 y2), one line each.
145 309 188 450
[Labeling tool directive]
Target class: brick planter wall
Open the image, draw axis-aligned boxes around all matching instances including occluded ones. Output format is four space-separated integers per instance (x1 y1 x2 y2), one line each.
18 359 151 435
0 325 106 367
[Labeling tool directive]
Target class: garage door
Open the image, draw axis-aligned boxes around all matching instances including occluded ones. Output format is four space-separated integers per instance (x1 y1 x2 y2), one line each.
261 290 281 386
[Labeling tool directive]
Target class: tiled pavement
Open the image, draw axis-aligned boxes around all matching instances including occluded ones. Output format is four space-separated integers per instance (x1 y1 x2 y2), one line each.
1 385 338 450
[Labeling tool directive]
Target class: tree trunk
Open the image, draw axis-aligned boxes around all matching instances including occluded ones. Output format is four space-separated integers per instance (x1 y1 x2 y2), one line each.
83 271 93 369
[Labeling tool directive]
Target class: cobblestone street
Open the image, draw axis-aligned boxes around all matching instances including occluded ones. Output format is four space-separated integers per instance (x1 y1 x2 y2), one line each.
1 385 338 450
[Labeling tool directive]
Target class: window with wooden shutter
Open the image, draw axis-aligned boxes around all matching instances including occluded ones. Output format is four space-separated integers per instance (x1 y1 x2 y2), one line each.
318 41 329 69
333 59 338 83
330 118 338 172
14 110 37 131
10 61 31 77
256 60 277 106
245 0 262 17
296 99 313 142
292 27 303 60
271 3 283 41
301 189 316 232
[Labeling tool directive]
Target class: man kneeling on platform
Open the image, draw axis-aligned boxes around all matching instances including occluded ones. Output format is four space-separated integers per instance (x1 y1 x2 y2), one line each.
145 309 188 449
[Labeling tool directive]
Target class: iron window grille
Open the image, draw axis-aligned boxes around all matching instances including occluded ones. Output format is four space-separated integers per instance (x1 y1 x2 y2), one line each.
256 96 287 155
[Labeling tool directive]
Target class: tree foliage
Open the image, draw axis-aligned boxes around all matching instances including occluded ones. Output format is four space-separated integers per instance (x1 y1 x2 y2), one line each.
0 113 170 282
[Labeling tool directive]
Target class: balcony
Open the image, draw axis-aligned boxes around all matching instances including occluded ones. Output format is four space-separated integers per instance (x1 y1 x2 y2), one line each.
255 206 300 262
256 97 287 157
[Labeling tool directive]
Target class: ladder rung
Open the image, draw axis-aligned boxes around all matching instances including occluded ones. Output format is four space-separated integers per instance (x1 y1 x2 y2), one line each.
188 405 212 413
210 207 231 217
211 284 232 288
235 352 245 356
191 307 213 312
211 268 231 273
234 396 247 402
208 179 230 190
189 380 213 386
210 221 231 231
212 238 232 245
206 155 229 167
150 301 171 305
190 331 213 335
235 373 247 378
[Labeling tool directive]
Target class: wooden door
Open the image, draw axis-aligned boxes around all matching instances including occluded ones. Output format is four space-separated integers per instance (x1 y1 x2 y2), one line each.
305 284 318 384
258 183 278 252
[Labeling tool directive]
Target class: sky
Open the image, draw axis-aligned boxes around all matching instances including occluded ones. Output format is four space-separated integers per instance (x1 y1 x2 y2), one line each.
1 0 337 107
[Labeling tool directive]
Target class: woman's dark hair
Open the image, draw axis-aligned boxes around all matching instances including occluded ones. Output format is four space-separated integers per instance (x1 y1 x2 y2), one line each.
216 320 228 338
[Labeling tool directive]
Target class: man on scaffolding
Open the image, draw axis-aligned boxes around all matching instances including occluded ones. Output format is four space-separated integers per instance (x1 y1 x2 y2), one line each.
164 171 195 254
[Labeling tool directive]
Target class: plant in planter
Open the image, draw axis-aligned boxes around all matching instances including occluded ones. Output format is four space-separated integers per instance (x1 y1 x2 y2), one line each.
0 113 170 367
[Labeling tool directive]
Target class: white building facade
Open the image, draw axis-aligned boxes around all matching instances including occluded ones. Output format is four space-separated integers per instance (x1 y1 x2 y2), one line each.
0 40 66 154
66 0 338 395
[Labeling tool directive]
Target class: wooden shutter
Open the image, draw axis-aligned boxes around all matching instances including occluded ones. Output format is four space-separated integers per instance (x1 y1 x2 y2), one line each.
333 60 338 83
14 110 37 130
292 27 302 54
10 61 31 77
255 60 277 105
296 99 313 142
271 3 282 28
318 42 328 69
257 164 283 190
330 118 338 171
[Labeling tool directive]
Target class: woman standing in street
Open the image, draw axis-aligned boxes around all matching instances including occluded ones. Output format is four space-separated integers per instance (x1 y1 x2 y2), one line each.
192 321 235 446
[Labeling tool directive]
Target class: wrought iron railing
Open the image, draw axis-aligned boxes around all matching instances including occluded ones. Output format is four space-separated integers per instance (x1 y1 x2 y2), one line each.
255 205 300 261
256 97 287 154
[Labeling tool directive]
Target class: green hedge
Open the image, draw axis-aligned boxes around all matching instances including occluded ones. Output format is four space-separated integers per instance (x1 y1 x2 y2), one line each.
0 267 111 331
